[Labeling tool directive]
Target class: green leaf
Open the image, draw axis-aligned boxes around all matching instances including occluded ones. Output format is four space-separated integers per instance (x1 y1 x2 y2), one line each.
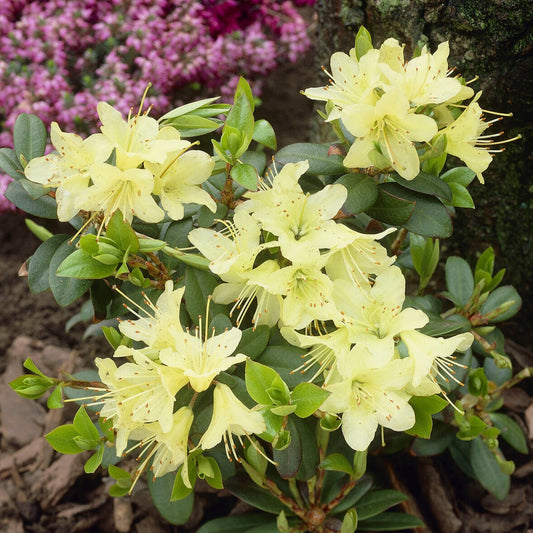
410 234 439 290
197 203 228 228
356 490 408 521
441 166 476 187
106 211 139 254
184 267 226 325
226 93 254 141
447 182 475 208
480 285 522 322
84 445 104 473
354 25 373 60
358 512 424 531
159 96 221 121
45 425 85 454
5 180 58 218
336 174 378 214
224 475 284 513
406 395 448 439
166 115 222 137
50 240 93 305
274 143 345 175
391 172 452 201
171 462 196 501
489 413 528 454
47 384 64 409
327 475 373 512
245 360 288 406
470 437 510 500
0 147 24 180
231 162 258 190
445 256 474 306
341 508 358 533
56 248 117 279
73 406 100 442
291 382 330 418
256 345 308 388
28 234 70 293
10 375 54 399
240 150 267 175
13 113 47 163
252 119 277 150
236 326 270 360
319 453 354 476
272 416 303 479
18 175 49 199
149 472 194 525
411 421 454 456
365 185 415 226
197 514 277 533
379 183 452 238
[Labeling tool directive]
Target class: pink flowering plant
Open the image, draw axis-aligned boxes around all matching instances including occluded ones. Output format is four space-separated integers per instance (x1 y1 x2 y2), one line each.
3 28 530 532
0 0 312 210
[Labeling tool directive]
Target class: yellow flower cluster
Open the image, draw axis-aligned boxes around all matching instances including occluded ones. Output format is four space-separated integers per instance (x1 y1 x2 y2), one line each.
304 34 514 182
24 98 216 226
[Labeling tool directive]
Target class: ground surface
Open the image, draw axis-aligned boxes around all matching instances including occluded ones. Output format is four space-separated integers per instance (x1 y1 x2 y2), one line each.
1 44 533 533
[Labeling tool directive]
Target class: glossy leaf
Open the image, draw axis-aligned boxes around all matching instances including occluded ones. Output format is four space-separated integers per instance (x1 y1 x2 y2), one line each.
197 514 277 533
356 490 408 521
365 186 415 226
50 240 93 305
13 113 47 164
224 475 284 513
28 234 70 293
391 172 452 201
411 421 454 456
106 211 139 253
358 512 424 531
319 453 354 476
489 413 528 454
336 173 378 214
252 119 277 150
149 472 194 525
291 382 330 418
445 256 474 306
480 285 522 322
5 180 58 218
236 325 270 360
470 437 510 500
406 395 448 439
274 143 345 175
0 147 24 180
45 425 85 454
184 267 226 325
379 183 452 238
231 162 258 190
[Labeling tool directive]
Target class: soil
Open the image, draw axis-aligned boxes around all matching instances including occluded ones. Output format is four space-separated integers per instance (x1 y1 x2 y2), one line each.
1 42 533 533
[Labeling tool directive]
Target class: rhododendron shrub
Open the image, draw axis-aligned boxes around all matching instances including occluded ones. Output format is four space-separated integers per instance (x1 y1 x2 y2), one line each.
3 28 528 532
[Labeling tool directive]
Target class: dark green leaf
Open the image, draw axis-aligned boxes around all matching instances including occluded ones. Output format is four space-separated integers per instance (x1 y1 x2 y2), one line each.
50 240 93 305
14 113 47 163
365 185 415 226
197 514 277 533
358 512 424 531
489 413 528 454
379 183 452 238
445 256 474 306
274 143 345 175
224 475 284 513
336 174 378 214
236 326 270 360
149 473 194 525
391 172 452 201
256 345 308 388
356 490 408 520
419 315 471 336
0 147 24 180
411 421 455 456
28 234 70 293
470 437 510 500
184 267 226 325
5 180 58 218
480 285 522 322
240 150 267 175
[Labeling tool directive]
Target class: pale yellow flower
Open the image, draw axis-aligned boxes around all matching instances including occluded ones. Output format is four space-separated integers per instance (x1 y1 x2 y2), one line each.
145 138 216 221
322 345 415 451
76 163 164 225
24 122 112 221
342 89 438 180
199 383 266 461
97 101 181 170
159 326 245 393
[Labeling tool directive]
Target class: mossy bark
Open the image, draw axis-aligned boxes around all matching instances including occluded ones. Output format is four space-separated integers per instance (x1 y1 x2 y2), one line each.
314 0 533 326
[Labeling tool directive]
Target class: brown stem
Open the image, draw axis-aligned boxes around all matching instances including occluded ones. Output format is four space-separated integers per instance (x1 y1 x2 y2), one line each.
322 478 357 514
390 228 408 256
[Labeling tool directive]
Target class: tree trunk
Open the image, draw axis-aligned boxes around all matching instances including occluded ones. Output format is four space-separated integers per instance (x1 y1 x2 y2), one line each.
314 0 533 334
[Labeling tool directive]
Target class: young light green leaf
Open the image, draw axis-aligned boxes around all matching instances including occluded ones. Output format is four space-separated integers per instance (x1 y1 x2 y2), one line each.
45 424 85 454
291 382 330 418
84 445 104 473
252 119 277 150
489 413 528 454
